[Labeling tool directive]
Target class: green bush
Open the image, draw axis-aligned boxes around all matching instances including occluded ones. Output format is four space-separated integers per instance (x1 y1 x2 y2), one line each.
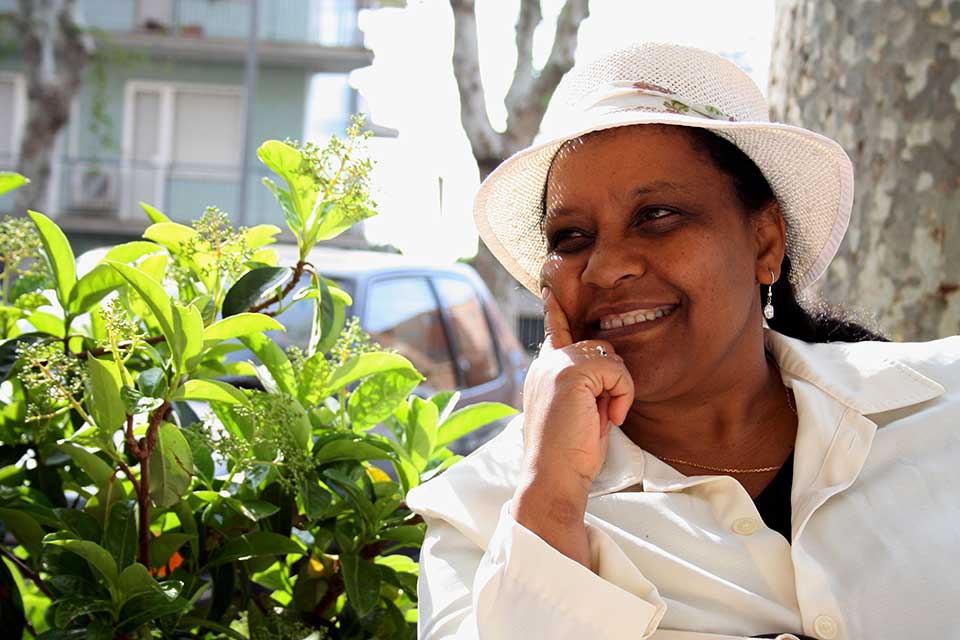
0 119 516 639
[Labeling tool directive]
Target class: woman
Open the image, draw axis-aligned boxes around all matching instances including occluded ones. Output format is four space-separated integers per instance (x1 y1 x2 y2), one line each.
406 43 960 640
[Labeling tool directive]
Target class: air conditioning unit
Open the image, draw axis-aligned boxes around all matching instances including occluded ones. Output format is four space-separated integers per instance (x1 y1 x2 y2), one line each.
68 163 119 213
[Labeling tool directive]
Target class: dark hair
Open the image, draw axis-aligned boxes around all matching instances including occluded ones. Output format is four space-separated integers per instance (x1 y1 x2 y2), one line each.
541 125 887 344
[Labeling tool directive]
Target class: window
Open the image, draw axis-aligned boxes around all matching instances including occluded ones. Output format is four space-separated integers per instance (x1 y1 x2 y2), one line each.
122 81 243 216
0 73 25 170
364 277 457 392
434 277 500 388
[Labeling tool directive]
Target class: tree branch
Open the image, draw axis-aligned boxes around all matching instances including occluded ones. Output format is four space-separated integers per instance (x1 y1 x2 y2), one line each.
504 0 543 114
449 0 504 167
504 0 588 149
0 545 54 600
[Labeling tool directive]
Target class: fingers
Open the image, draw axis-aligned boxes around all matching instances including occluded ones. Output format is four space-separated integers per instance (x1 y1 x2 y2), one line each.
540 287 574 353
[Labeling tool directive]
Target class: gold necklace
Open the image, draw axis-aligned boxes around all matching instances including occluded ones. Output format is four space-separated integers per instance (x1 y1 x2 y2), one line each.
653 387 797 475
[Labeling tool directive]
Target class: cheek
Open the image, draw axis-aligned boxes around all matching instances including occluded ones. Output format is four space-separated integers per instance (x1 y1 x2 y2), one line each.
539 252 584 314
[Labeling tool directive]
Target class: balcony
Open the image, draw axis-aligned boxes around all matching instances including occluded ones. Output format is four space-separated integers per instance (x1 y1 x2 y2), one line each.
0 0 374 71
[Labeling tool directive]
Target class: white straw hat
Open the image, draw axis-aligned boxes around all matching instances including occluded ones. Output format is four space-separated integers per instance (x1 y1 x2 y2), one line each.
474 42 853 295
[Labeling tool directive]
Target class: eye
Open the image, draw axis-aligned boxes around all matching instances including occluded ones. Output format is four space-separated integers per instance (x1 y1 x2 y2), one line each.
547 228 592 252
638 207 679 222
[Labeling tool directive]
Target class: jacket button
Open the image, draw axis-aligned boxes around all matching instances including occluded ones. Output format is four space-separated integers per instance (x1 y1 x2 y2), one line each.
813 614 839 639
732 517 759 535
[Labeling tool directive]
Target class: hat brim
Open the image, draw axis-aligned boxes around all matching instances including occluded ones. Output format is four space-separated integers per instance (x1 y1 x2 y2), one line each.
474 110 853 296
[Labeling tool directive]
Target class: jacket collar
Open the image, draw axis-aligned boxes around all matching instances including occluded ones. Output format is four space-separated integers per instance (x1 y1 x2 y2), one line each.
587 328 945 499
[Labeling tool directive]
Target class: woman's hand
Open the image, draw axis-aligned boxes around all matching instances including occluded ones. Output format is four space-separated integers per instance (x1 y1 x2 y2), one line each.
510 287 635 566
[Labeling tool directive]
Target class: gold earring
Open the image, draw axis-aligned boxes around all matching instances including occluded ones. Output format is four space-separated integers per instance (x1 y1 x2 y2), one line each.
763 268 775 320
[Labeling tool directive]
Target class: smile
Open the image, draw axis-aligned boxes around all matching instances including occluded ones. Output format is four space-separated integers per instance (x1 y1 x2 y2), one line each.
598 304 678 330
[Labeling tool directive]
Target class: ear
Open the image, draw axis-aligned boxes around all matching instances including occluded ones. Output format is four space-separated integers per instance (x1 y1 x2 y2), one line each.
753 200 786 284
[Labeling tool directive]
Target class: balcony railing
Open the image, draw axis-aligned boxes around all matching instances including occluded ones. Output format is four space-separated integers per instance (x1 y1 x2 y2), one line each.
73 0 367 48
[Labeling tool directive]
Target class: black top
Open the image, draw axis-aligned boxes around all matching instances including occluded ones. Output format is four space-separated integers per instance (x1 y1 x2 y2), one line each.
749 450 817 640
752 449 794 543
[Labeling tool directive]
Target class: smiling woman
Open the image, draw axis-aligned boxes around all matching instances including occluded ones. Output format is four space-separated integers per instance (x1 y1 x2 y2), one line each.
404 43 960 640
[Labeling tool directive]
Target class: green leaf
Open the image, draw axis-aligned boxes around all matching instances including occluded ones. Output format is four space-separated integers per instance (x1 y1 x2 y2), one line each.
25 310 65 336
313 200 377 242
0 557 25 640
149 532 192 569
107 261 176 349
102 240 164 264
47 539 119 587
348 368 424 430
137 368 167 398
324 352 419 398
104 500 137 570
340 552 381 617
239 332 297 397
117 585 188 631
379 524 426 547
58 443 114 488
261 178 302 240
206 532 305 567
313 434 394 466
309 273 334 356
203 312 284 342
53 596 114 629
172 379 248 405
315 281 349 355
243 224 282 249
86 356 127 436
172 302 203 371
120 385 164 415
69 264 127 313
222 266 290 318
436 402 518 449
148 422 194 509
0 171 28 196
27 210 76 307
55 508 102 543
0 507 45 557
407 396 439 470
257 140 317 225
117 562 160 601
139 202 171 223
300 476 332 520
143 221 198 252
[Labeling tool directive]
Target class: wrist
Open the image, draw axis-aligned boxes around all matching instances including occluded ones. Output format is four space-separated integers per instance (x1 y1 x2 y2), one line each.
512 473 588 530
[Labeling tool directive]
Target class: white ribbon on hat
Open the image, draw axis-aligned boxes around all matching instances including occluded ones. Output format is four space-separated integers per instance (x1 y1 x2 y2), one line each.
579 80 737 122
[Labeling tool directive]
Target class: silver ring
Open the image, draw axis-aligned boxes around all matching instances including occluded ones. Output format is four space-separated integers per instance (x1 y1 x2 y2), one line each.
596 345 608 357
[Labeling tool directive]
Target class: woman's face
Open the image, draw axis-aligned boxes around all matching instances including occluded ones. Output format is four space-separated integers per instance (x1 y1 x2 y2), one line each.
541 125 783 403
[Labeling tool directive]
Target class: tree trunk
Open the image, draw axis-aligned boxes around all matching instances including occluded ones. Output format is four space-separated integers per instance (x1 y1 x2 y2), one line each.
14 0 93 213
450 0 589 340
768 0 960 340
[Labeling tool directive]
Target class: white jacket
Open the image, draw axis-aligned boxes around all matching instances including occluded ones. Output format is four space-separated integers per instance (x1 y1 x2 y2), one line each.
406 329 960 640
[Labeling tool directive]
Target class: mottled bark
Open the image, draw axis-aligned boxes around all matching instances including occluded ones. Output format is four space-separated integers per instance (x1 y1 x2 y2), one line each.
14 0 93 212
449 0 589 330
769 0 960 340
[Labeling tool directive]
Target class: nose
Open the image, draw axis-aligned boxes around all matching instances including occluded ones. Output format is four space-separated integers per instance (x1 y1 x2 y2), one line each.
581 235 646 289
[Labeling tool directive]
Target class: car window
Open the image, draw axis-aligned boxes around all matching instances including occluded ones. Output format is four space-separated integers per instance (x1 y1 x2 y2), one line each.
364 277 457 392
433 276 500 388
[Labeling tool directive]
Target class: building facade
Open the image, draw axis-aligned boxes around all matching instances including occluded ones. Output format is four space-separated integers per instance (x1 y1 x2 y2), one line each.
0 0 376 250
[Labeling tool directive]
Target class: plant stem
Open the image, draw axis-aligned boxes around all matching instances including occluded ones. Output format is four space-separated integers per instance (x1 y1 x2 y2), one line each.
74 334 166 360
133 400 170 566
0 545 54 600
247 260 306 314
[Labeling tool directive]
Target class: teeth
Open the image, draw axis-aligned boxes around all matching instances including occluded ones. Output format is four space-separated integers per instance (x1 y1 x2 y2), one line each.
599 305 676 330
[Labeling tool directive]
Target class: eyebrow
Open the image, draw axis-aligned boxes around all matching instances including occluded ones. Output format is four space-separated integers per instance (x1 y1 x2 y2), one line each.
545 180 694 219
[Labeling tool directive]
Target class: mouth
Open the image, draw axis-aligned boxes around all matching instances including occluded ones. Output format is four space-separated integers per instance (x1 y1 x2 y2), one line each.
592 303 680 337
